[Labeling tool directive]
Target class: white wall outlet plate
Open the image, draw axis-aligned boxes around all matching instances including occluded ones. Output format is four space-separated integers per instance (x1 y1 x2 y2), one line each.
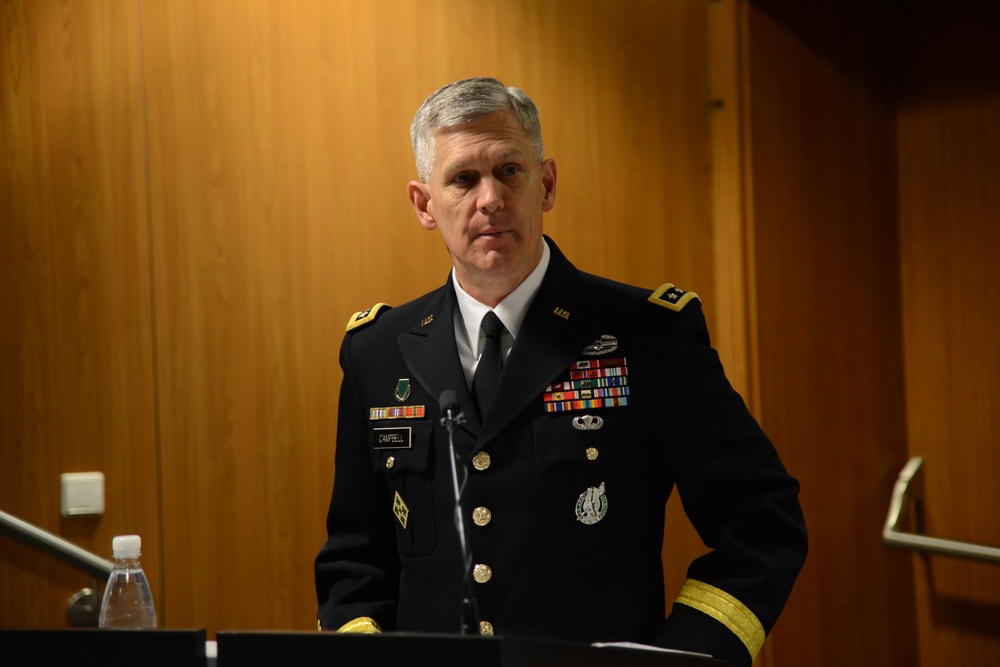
60 472 105 517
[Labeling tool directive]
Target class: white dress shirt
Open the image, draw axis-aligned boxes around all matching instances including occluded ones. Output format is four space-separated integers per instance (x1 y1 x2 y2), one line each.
452 240 551 389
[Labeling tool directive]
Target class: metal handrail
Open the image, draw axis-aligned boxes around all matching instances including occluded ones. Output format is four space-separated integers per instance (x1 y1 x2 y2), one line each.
0 508 113 578
882 456 1000 564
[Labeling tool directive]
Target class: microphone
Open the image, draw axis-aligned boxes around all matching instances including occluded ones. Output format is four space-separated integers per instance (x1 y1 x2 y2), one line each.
439 389 464 428
438 390 479 635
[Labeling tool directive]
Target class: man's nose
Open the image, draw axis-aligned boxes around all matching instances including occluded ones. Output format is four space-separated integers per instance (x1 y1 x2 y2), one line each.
478 178 504 214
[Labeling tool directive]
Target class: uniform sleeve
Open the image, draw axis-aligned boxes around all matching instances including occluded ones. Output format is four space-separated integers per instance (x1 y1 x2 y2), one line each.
314 334 401 632
652 304 808 667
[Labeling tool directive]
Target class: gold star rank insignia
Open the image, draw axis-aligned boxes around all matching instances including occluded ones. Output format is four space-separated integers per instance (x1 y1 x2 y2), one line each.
648 283 700 312
346 303 392 332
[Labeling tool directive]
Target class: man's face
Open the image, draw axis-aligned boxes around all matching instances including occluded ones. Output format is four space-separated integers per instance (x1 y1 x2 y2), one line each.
408 112 556 302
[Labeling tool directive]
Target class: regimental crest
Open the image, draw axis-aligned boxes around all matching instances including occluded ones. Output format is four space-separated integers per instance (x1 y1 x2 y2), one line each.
582 334 619 356
394 378 411 402
575 482 608 525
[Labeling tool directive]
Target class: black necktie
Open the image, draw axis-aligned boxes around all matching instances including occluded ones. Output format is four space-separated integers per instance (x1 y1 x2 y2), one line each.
473 311 505 419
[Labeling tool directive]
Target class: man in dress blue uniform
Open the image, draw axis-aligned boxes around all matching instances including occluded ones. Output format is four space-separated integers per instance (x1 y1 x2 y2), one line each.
315 77 807 667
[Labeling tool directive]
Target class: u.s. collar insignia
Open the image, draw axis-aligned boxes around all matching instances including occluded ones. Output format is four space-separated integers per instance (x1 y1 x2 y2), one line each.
575 482 608 525
583 334 618 356
394 378 411 402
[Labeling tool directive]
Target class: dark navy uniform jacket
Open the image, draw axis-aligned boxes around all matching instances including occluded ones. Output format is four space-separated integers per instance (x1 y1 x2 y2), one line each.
315 237 807 667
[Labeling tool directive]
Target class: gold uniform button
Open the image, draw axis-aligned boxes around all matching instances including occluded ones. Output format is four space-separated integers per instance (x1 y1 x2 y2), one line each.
472 452 492 471
585 447 599 461
386 456 395 469
472 507 492 526
473 563 493 583
479 620 494 636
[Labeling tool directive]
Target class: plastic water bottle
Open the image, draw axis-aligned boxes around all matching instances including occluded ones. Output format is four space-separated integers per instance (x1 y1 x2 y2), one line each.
98 534 157 629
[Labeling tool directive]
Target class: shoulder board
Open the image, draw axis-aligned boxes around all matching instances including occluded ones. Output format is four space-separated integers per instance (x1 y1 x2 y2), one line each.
346 303 392 332
648 283 700 312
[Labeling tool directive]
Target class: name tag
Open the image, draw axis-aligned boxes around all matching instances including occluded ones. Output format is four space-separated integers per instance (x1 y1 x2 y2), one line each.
372 427 412 449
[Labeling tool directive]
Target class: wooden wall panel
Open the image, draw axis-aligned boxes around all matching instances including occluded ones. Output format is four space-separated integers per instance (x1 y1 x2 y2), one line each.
0 0 159 625
136 0 719 633
744 3 916 665
897 4 1000 664
1 0 847 653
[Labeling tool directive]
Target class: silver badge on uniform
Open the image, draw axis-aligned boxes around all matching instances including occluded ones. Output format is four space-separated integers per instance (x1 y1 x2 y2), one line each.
572 414 604 431
583 335 618 356
575 482 608 525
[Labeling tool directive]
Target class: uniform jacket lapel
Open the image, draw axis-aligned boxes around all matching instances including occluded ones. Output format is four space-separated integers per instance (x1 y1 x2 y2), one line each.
478 240 601 445
397 240 605 445
396 280 484 435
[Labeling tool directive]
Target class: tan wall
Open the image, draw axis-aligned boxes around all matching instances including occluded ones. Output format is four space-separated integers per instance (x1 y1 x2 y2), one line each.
744 1 1000 665
2 0 723 635
896 4 1000 665
4 1 998 664
742 3 916 664
1 0 161 626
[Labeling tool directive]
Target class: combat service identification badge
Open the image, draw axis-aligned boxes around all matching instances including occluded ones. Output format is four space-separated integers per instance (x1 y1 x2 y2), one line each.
393 491 409 529
575 482 608 525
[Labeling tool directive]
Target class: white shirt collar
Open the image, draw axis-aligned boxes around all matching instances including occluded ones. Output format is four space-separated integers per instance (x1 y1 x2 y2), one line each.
452 239 551 384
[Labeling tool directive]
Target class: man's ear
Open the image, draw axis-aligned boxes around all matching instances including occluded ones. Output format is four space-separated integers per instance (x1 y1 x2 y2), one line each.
407 181 437 230
540 158 557 212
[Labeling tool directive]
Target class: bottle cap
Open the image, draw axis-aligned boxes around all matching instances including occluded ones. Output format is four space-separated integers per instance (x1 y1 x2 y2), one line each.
112 534 142 558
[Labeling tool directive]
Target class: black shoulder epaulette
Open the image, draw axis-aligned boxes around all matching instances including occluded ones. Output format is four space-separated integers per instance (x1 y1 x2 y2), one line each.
648 283 700 312
346 303 392 332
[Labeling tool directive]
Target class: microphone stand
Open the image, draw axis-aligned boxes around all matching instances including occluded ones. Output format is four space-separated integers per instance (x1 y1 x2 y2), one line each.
439 390 481 635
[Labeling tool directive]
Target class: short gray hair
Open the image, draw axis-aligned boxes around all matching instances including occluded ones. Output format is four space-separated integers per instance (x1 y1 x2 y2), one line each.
410 77 544 182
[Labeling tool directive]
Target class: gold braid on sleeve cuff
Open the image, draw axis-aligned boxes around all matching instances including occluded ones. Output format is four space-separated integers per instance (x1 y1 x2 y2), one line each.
335 616 383 633
675 579 766 661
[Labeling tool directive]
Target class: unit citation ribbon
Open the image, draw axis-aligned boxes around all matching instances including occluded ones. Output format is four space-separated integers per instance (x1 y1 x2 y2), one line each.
370 405 426 420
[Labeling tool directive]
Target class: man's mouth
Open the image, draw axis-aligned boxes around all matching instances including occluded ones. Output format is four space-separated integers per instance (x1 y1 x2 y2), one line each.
478 225 510 236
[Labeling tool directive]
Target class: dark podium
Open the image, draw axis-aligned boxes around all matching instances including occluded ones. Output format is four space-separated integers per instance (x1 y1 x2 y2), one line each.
0 629 731 667
216 631 732 667
0 629 208 666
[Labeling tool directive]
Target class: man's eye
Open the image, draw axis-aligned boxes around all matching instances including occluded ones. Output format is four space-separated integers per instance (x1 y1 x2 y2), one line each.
502 165 519 176
453 173 472 185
